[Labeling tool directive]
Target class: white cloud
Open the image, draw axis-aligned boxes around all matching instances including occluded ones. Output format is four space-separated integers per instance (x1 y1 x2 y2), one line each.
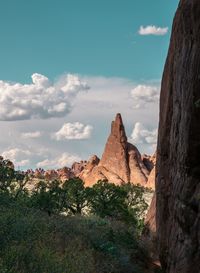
1 146 81 170
139 25 168 36
37 153 81 168
21 131 42 139
130 84 159 108
129 122 157 145
0 73 89 121
16 159 30 167
0 75 160 168
54 122 93 140
2 148 31 167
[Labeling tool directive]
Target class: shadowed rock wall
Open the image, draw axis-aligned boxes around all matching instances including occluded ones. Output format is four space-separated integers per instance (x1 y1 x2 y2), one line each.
156 1 200 272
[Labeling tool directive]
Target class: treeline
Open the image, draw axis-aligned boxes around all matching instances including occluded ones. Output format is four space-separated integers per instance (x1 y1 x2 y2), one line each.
0 157 149 227
0 157 156 273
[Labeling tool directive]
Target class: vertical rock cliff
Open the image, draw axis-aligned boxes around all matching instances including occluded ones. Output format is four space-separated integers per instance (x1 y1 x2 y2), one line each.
156 0 200 272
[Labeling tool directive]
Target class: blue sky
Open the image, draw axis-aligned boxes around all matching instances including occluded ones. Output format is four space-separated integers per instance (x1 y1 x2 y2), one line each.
0 0 178 82
0 0 179 169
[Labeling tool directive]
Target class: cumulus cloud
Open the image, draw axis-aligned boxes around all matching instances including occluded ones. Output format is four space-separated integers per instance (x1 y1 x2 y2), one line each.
21 131 42 139
36 152 81 168
0 73 89 121
1 146 81 169
2 148 31 167
130 84 159 108
53 122 93 140
139 25 168 36
0 75 160 168
129 122 157 145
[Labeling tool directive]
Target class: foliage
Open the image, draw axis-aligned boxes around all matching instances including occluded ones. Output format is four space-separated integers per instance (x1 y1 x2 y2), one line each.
28 179 148 228
0 202 149 273
0 162 152 272
86 180 137 225
62 178 88 214
30 180 62 215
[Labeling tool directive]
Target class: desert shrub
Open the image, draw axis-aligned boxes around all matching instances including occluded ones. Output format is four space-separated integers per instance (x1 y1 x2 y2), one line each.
86 181 148 230
0 164 151 273
0 201 149 273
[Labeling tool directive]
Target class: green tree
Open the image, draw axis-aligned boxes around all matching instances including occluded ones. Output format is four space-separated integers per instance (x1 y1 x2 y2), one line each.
62 178 87 215
121 183 148 219
0 157 26 198
87 180 137 224
0 159 15 193
31 181 62 216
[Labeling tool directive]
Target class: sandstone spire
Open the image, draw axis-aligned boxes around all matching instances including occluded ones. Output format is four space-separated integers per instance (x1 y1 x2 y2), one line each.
99 113 130 182
79 113 150 187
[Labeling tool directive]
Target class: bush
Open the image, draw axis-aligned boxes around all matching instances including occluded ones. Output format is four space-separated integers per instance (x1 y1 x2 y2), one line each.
0 164 152 273
0 202 149 273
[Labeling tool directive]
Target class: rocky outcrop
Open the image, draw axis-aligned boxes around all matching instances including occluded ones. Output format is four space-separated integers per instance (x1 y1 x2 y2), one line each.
145 194 156 237
142 153 156 172
156 1 200 272
11 115 156 189
146 167 156 190
79 113 150 187
34 168 45 179
57 167 75 181
99 113 131 182
142 153 157 190
44 169 59 181
79 155 105 185
71 160 87 176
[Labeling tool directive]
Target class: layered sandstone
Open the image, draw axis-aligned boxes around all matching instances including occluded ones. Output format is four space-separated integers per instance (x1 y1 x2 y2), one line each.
156 1 200 272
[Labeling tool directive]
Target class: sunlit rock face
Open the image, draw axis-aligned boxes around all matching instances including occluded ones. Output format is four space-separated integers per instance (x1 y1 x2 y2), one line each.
156 0 200 272
57 167 75 182
71 160 87 176
44 169 59 181
79 113 150 187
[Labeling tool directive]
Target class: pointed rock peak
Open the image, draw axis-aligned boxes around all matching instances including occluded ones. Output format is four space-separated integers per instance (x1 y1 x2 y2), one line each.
115 113 123 123
111 113 127 142
88 155 100 164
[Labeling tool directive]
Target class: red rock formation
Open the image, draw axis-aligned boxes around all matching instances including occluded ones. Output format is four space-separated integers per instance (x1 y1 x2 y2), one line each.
71 160 87 176
141 153 157 189
128 143 150 185
34 168 45 179
146 167 155 190
145 194 156 237
57 167 74 182
44 169 59 181
80 114 150 187
79 155 109 186
99 113 130 182
79 155 99 179
142 153 156 172
156 1 200 272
